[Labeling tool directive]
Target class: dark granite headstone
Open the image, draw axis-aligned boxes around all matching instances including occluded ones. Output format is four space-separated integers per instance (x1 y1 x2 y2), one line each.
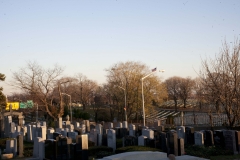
124 135 138 147
156 126 165 132
205 130 214 146
53 132 62 140
56 136 72 159
224 130 237 154
235 131 240 154
72 134 88 160
146 138 156 148
178 138 184 156
161 132 167 152
167 130 178 156
102 134 108 146
185 127 194 145
75 128 83 135
214 130 225 148
45 139 57 160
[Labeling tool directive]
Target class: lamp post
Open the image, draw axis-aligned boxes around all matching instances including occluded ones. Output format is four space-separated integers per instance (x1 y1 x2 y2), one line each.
116 85 127 121
141 69 165 126
61 93 72 122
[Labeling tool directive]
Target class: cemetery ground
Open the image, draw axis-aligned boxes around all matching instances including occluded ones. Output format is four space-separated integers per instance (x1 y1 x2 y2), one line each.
2 128 240 160
4 106 240 160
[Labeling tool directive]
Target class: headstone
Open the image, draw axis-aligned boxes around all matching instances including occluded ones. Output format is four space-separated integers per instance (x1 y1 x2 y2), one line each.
27 124 32 141
73 134 88 160
194 131 204 146
102 134 108 146
124 135 138 147
85 120 90 133
129 124 136 136
67 131 78 141
56 136 72 159
96 124 103 135
17 135 24 157
6 139 14 154
45 139 57 160
167 130 178 156
74 122 80 129
108 122 113 129
138 135 147 146
223 130 237 154
97 133 102 146
75 128 83 135
81 124 86 134
107 129 116 152
89 129 97 146
161 132 167 152
235 131 240 154
176 126 185 140
185 127 194 145
178 138 184 156
33 137 45 158
53 132 62 140
214 130 225 148
47 128 55 139
117 122 122 128
154 120 161 128
122 121 128 129
156 125 165 132
142 129 154 139
205 130 214 146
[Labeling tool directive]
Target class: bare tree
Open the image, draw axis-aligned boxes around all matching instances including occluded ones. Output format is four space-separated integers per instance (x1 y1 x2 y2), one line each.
74 73 98 110
199 39 240 127
165 76 182 111
178 77 195 108
12 61 65 120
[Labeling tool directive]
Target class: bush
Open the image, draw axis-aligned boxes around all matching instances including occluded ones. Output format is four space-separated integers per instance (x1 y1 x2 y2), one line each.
88 146 113 156
116 138 123 148
185 145 233 158
96 151 114 158
115 146 161 154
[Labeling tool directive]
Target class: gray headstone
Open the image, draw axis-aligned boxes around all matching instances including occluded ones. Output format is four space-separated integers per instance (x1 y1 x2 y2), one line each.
107 129 116 152
223 130 238 154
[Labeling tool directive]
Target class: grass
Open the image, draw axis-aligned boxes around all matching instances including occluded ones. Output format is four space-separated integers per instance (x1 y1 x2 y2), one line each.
210 154 240 160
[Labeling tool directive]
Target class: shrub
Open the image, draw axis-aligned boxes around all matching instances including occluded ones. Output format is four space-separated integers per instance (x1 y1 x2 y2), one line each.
185 145 233 158
115 146 161 154
96 151 114 158
88 146 113 156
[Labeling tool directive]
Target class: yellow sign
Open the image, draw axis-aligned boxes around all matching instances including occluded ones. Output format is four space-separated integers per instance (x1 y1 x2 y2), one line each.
6 102 20 110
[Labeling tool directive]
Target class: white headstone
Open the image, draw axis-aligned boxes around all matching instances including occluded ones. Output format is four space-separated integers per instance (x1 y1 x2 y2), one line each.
122 121 128 129
142 129 154 139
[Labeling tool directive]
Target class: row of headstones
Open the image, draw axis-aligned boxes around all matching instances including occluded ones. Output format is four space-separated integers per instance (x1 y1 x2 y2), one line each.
3 115 26 138
176 126 240 154
91 122 240 156
3 135 24 158
31 133 89 160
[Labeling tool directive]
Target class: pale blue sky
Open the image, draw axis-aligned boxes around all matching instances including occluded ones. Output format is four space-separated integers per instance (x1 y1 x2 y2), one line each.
1 0 240 95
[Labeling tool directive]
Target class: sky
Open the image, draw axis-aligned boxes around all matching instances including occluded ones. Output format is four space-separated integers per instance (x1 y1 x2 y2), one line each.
1 0 240 95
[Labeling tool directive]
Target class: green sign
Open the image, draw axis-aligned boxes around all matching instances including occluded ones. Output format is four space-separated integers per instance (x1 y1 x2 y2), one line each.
20 100 34 108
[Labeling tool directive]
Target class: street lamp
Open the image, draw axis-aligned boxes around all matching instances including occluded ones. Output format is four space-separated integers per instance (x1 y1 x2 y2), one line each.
61 93 72 122
116 85 127 121
141 69 165 126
